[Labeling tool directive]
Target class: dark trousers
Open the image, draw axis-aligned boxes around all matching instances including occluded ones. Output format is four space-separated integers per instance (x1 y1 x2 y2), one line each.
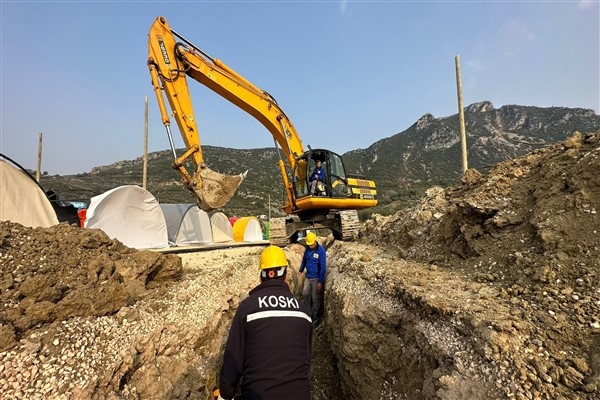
302 278 322 322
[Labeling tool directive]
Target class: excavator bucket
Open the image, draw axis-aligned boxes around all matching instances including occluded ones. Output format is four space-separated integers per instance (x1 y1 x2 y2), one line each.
192 166 247 211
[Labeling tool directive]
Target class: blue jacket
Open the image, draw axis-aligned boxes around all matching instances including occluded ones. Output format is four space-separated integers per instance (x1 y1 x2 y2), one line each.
299 243 327 284
309 167 325 182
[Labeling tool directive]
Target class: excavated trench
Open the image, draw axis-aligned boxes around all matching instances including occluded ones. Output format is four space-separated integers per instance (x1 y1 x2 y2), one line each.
2 223 596 399
199 241 501 400
316 242 500 400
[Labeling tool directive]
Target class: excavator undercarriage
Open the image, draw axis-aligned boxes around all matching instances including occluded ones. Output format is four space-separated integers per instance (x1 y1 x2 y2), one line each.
268 210 361 247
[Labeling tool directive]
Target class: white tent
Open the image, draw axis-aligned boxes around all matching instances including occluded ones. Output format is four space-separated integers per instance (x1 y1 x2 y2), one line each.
233 217 264 242
85 185 168 249
0 160 58 228
160 204 213 246
210 212 234 243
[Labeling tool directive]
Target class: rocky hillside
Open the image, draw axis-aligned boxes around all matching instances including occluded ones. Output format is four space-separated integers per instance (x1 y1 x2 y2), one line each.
344 102 600 211
37 102 600 218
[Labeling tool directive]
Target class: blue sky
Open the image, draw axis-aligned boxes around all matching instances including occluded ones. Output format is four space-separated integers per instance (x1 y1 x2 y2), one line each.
1 1 598 175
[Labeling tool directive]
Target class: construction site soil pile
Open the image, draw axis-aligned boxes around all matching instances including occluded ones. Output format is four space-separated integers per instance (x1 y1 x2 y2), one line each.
0 131 598 400
0 224 183 352
345 131 599 399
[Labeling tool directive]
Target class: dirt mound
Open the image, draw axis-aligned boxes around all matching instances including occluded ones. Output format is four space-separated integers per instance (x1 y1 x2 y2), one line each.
359 131 600 397
1 131 599 400
0 221 182 351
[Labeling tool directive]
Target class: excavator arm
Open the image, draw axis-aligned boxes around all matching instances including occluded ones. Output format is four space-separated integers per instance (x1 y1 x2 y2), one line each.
148 17 249 211
148 16 308 212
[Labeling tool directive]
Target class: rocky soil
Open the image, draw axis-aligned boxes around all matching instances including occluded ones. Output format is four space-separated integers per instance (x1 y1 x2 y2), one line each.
1 131 599 399
334 131 599 399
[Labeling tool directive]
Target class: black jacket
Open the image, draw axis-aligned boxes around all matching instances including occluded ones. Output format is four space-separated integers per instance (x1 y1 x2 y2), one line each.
219 279 313 400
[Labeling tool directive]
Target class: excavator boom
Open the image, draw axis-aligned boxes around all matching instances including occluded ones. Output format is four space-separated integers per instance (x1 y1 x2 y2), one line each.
148 16 246 211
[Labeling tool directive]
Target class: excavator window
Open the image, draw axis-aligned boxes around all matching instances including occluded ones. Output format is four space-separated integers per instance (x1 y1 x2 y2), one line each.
294 169 309 198
293 155 310 198
328 153 352 198
292 150 352 199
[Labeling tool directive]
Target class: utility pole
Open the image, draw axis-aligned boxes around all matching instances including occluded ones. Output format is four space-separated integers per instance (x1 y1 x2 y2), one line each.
36 132 43 182
268 194 271 240
143 97 148 189
455 54 468 173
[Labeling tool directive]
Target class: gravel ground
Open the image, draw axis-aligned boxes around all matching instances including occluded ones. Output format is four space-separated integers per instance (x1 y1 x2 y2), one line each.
0 233 264 399
2 132 599 399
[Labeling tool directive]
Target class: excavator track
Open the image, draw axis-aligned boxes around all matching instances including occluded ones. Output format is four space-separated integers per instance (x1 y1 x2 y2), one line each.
269 217 288 247
338 210 360 241
270 211 360 246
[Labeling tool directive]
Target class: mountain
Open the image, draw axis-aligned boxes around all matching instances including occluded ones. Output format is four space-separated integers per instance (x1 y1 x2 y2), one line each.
39 102 600 218
344 102 600 213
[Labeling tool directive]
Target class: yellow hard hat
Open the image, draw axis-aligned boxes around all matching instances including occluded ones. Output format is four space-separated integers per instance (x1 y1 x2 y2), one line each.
259 246 289 270
305 231 317 246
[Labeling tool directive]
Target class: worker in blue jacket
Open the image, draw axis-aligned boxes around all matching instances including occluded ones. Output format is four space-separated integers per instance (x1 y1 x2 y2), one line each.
297 232 327 326
308 159 326 195
218 246 313 400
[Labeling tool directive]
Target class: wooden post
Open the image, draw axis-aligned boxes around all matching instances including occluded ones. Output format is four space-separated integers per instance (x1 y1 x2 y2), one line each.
455 55 468 173
268 194 271 240
36 132 43 182
143 97 149 189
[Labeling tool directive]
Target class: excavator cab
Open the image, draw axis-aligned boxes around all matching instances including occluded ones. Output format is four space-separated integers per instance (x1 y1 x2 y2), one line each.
293 150 352 200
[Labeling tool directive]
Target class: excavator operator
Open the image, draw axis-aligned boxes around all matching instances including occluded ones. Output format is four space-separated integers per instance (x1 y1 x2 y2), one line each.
309 159 326 196
218 246 313 400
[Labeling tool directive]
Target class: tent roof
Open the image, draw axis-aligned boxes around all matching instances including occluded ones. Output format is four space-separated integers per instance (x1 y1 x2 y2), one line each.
85 185 168 249
233 217 263 242
0 160 58 228
210 212 233 243
161 204 213 246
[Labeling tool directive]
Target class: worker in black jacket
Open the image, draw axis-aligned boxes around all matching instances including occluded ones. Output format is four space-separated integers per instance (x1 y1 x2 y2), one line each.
218 246 313 400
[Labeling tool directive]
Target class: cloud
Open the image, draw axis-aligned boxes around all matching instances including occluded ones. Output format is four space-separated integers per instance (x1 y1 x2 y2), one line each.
578 0 595 10
466 60 484 71
496 19 535 59
340 0 348 14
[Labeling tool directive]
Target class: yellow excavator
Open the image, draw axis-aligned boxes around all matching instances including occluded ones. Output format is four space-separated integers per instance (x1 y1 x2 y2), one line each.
147 16 377 245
